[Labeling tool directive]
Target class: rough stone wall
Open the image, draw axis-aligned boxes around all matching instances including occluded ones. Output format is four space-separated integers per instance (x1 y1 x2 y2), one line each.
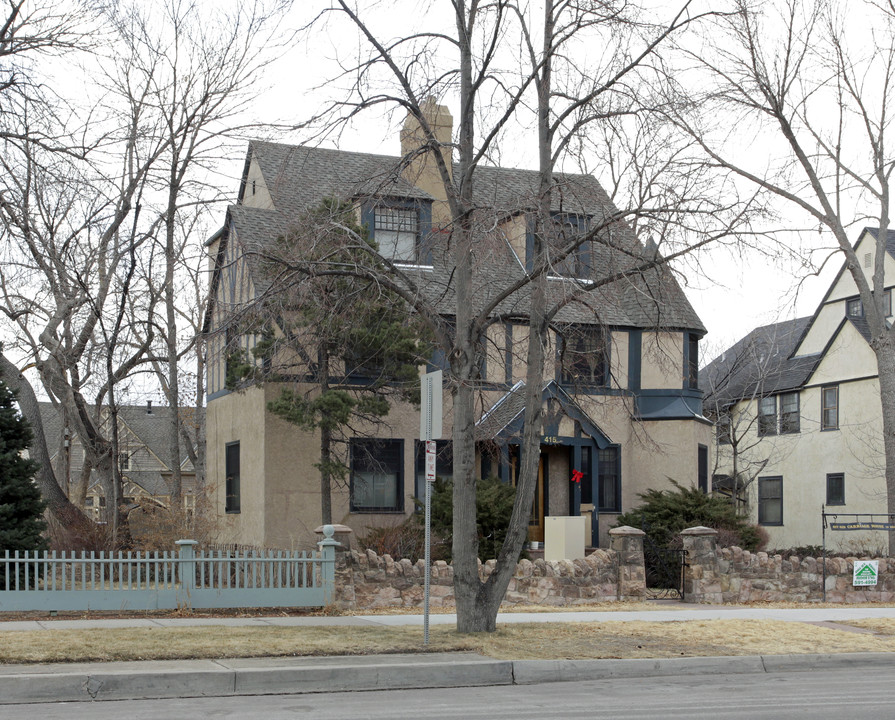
332 546 634 611
681 526 895 603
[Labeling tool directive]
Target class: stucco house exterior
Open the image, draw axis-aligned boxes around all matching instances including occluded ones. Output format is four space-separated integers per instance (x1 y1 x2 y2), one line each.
702 228 894 551
204 102 712 552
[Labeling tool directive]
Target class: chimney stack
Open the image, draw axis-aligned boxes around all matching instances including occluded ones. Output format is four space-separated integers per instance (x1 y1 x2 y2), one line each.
400 97 453 226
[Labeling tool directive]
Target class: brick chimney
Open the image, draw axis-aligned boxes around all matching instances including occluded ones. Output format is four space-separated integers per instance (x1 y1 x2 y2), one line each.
400 97 452 226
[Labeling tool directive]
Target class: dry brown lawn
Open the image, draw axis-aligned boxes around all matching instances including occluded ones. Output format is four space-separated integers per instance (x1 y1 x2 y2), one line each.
2 617 895 665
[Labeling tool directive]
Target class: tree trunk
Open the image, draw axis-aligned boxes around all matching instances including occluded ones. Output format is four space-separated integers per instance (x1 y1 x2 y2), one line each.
0 352 91 531
319 343 333 525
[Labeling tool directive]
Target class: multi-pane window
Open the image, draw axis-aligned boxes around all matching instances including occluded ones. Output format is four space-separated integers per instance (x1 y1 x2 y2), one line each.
375 207 418 262
351 438 404 512
547 214 591 278
559 325 607 387
826 473 845 506
758 396 777 436
597 446 621 512
225 442 241 513
845 290 892 318
779 392 800 433
822 385 839 430
758 476 783 526
758 392 800 436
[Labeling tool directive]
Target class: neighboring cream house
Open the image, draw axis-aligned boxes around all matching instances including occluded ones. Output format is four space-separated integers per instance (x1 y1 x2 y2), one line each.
39 402 200 519
703 228 894 550
204 102 712 552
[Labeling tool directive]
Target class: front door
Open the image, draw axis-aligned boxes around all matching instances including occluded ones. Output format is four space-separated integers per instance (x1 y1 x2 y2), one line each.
528 455 546 542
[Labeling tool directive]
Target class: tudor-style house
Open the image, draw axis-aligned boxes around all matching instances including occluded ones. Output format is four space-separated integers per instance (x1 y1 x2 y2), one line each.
702 227 894 550
205 100 712 551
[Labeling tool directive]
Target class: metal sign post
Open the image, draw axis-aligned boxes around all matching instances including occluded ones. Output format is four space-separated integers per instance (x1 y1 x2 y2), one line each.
421 370 442 646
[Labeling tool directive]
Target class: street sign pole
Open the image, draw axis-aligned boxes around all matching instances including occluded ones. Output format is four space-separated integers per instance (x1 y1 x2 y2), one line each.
421 371 442 646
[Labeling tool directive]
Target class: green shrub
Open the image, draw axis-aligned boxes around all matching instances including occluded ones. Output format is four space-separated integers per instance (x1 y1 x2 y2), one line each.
614 481 766 552
415 476 521 562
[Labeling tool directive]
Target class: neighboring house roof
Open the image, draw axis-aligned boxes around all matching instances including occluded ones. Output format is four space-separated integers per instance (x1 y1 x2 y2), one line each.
37 402 201 497
216 140 705 334
701 316 821 407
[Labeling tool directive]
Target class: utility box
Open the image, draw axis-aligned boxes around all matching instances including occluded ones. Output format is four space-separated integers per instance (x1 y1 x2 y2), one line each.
580 503 595 547
544 515 586 561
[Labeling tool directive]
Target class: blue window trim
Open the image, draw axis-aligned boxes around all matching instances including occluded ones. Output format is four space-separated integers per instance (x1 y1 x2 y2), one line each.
361 198 433 264
525 212 592 276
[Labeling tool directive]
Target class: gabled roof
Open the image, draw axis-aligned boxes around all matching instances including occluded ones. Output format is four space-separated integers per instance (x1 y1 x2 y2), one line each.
701 317 820 407
475 379 613 448
37 403 202 496
213 141 705 334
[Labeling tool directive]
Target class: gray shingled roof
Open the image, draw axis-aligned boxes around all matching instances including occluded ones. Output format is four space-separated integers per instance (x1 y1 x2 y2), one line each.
700 317 820 407
221 140 704 333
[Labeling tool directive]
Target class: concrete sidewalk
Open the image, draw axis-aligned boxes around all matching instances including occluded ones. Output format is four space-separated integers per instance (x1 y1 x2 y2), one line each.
4 605 895 704
3 650 895 705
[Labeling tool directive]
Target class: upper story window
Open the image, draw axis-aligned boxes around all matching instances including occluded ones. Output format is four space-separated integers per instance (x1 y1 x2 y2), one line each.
374 207 419 262
758 391 800 436
687 334 699 390
821 385 839 430
758 396 777 436
537 213 591 278
846 290 891 318
558 324 607 387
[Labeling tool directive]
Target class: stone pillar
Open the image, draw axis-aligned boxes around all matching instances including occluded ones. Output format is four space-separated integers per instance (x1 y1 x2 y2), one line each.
609 526 646 600
680 526 723 603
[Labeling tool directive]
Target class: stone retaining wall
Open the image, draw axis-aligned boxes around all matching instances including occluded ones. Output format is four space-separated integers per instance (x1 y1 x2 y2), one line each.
332 525 647 610
681 526 895 603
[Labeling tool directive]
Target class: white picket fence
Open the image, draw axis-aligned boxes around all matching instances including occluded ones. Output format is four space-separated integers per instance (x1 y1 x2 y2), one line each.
0 527 338 612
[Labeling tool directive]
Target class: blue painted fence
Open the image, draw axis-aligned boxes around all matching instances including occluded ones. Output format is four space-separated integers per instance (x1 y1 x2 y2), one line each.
0 526 338 612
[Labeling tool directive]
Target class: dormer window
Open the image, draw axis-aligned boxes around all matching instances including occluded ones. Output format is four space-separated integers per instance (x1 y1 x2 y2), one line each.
375 207 419 262
846 290 891 318
546 214 591 278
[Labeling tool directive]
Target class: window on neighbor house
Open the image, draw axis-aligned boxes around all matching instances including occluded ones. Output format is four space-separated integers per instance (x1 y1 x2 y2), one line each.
758 396 777 436
84 496 94 507
597 446 621 512
779 392 800 434
558 324 607 387
846 290 892 318
687 334 699 390
119 451 130 471
758 476 783 526
414 439 453 502
716 412 733 445
546 214 591 278
822 385 839 431
350 438 404 512
225 441 241 513
698 445 708 494
374 207 419 263
827 472 845 506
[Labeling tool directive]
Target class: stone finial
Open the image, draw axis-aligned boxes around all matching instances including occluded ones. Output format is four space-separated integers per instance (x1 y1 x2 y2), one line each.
680 526 718 537
608 525 646 537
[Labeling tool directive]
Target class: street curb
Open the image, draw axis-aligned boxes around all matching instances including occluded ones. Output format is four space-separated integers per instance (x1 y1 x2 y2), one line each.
3 651 895 704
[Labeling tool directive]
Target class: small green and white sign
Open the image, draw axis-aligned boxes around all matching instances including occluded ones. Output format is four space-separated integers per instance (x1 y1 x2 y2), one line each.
853 560 879 587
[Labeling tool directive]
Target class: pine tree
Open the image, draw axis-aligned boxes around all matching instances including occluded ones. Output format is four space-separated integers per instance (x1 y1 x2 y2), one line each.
0 380 48 584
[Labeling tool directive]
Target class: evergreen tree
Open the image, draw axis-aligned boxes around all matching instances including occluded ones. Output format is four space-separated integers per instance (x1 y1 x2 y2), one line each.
0 380 48 584
230 198 428 524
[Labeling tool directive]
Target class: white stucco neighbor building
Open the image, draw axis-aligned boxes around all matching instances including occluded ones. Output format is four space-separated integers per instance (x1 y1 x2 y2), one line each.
703 228 894 551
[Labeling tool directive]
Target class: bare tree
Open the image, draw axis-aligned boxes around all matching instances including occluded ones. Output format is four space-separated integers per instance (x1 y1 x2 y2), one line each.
261 0 748 632
675 0 895 548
